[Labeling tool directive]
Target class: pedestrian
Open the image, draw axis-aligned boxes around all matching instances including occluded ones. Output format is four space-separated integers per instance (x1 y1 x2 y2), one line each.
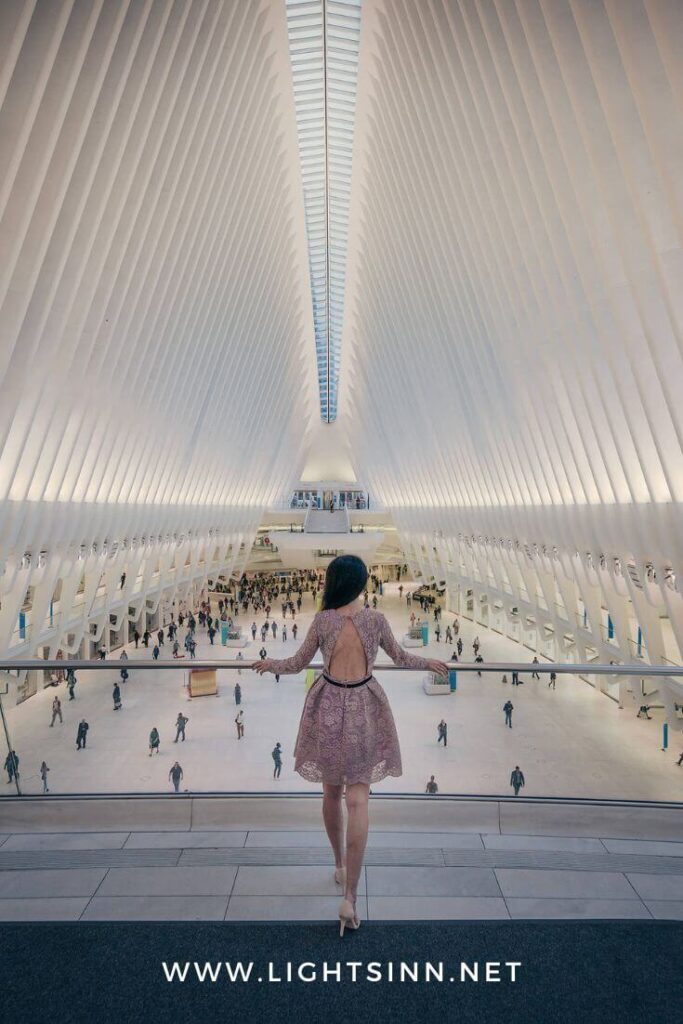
272 742 283 779
445 626 452 645
677 752 683 766
66 668 76 700
511 670 519 686
475 653 484 677
548 672 556 689
235 710 244 740
143 630 150 648
472 637 480 656
234 682 242 705
119 650 129 682
236 651 244 675
5 750 19 784
510 765 525 796
208 626 216 645
272 621 278 639
174 713 189 742
149 727 161 756
453 618 459 636
292 623 298 640
40 760 50 793
169 761 183 793
112 683 122 710
157 628 164 646
133 630 140 649
282 624 287 642
437 719 447 746
98 646 107 661
457 638 463 656
425 775 438 794
152 644 160 661
435 624 441 642
531 657 540 680
76 719 89 750
50 696 63 727
503 700 514 728
259 647 267 661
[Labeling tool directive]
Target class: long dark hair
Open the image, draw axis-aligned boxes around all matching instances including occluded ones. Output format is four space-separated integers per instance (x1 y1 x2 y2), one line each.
321 555 368 610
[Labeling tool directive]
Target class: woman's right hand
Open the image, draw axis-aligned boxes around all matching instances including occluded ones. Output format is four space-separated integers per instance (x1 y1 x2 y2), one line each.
427 659 450 679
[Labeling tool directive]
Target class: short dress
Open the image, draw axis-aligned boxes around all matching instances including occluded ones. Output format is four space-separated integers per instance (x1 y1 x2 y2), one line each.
265 607 433 785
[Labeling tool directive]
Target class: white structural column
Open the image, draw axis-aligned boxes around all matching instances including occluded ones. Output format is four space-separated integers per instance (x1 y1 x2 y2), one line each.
0 0 318 662
343 0 683 722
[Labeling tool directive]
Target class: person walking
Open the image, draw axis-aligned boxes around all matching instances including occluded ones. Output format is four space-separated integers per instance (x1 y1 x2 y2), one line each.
112 683 122 710
472 636 480 656
272 742 283 779
531 657 540 680
259 646 267 661
504 700 514 728
282 624 287 642
292 623 298 640
66 668 77 700
437 719 447 746
677 752 683 766
208 625 216 645
40 760 50 793
235 710 244 740
149 727 160 756
143 629 150 648
76 719 89 750
435 624 441 642
152 644 160 661
234 682 242 706
511 670 519 686
510 765 525 796
174 713 188 742
50 696 63 727
271 621 278 639
169 762 183 793
157 628 164 647
548 672 556 689
456 637 463 656
133 629 140 649
425 775 439 794
252 554 448 935
5 750 19 784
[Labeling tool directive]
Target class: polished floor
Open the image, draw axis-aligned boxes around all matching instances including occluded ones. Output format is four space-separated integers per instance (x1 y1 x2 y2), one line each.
1 815 683 921
4 585 682 799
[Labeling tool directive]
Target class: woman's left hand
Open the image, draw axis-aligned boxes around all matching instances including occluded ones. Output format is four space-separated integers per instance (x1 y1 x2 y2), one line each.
252 660 276 675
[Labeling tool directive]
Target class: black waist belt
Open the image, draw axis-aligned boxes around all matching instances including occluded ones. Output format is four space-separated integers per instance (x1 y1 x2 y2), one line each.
322 673 372 688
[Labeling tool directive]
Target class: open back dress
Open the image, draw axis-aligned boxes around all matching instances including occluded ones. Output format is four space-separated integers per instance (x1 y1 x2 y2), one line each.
265 607 433 785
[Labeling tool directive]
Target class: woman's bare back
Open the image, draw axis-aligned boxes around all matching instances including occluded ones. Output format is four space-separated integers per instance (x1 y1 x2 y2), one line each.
328 617 368 681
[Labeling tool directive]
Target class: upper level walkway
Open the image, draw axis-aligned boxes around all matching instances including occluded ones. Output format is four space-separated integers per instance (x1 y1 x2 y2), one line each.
0 795 681 921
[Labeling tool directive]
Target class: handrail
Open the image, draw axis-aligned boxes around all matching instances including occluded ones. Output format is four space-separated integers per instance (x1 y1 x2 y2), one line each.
1 659 681 675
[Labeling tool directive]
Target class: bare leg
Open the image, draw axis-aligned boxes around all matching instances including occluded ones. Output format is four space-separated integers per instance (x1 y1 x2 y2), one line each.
344 782 370 905
322 783 345 869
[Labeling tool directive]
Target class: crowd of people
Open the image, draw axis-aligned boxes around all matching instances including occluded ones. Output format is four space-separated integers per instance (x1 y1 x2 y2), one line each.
6 570 679 796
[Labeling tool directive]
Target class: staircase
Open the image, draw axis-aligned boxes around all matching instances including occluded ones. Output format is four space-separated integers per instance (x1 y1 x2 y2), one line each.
304 508 350 534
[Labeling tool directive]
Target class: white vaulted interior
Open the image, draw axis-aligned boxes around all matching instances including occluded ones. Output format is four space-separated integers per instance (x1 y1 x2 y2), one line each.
0 0 682 709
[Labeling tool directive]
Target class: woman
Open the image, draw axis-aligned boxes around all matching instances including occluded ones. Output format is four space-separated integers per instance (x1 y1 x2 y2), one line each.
253 555 447 935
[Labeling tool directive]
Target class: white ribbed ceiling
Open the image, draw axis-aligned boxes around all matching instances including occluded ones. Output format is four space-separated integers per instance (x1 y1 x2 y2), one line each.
1 0 683 680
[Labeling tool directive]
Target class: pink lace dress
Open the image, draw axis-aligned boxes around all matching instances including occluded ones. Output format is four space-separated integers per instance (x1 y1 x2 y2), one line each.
265 607 433 785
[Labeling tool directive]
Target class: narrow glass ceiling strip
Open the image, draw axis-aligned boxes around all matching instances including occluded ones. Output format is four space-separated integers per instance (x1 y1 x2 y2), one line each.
285 0 362 422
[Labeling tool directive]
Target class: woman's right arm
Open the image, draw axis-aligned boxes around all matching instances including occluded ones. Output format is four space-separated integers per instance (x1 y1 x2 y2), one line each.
252 615 320 675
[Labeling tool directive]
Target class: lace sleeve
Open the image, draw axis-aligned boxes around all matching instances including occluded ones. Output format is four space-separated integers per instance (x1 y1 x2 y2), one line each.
264 615 319 674
378 614 432 670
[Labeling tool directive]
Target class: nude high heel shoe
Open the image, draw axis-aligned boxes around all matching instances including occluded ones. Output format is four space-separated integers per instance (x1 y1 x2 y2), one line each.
338 898 360 936
334 866 346 887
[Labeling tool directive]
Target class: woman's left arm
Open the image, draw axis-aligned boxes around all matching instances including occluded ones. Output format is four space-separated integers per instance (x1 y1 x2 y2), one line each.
378 614 449 676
